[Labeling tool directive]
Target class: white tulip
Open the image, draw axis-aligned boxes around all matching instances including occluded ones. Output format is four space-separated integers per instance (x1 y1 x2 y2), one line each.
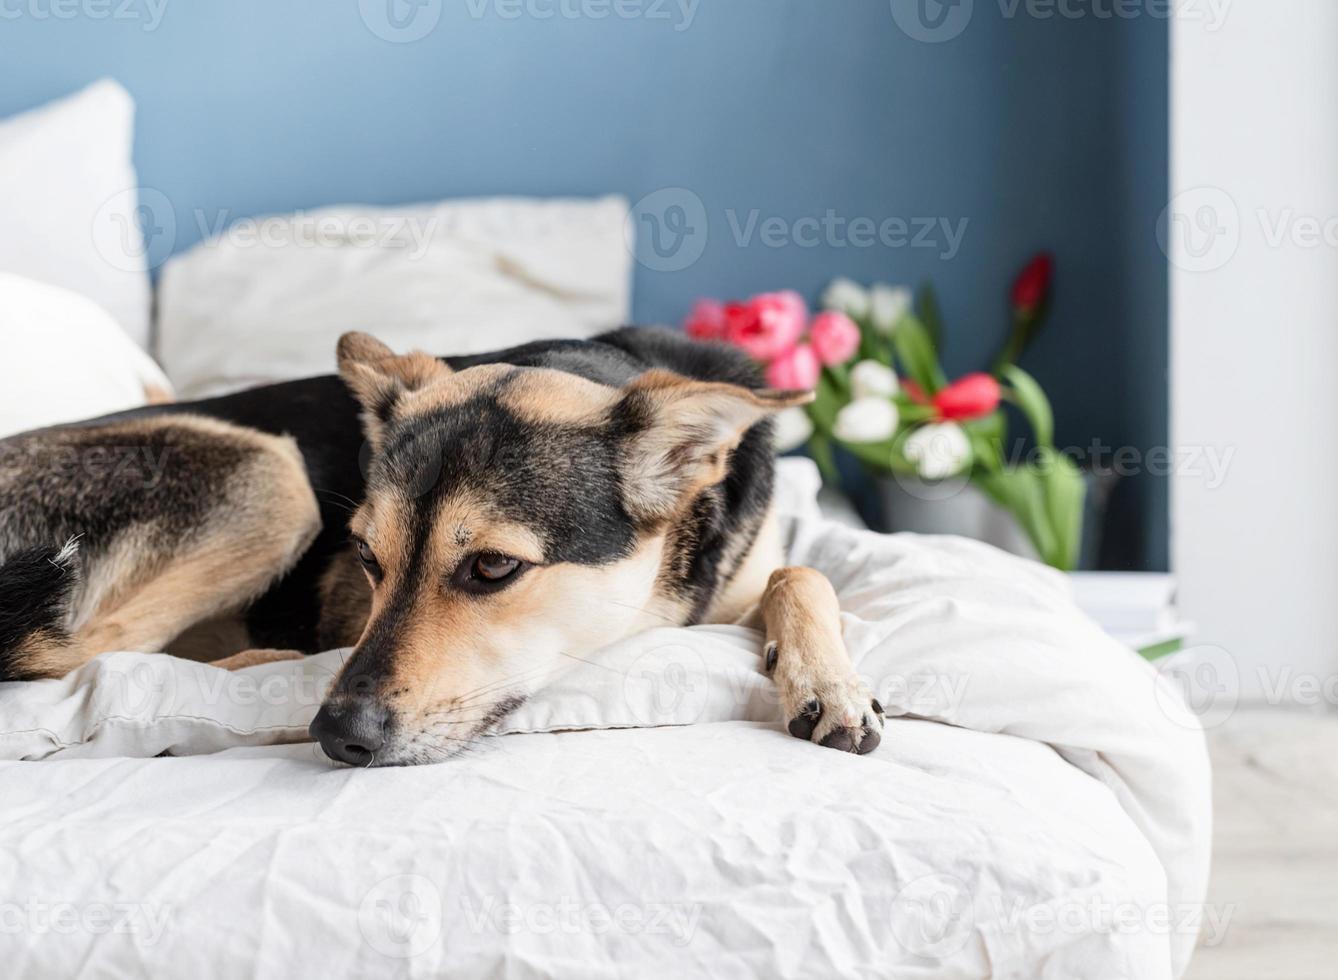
850 359 899 400
904 422 972 479
834 397 899 444
870 284 913 334
821 277 871 319
772 406 814 453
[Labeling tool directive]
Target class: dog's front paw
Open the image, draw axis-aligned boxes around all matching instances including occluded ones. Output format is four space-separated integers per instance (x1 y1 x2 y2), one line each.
771 649 884 755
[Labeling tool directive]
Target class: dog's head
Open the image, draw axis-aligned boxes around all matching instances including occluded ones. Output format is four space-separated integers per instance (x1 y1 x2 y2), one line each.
309 331 808 766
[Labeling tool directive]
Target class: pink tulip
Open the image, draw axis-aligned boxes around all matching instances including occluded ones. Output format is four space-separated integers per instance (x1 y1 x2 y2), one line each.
684 298 727 341
808 311 860 366
766 344 820 391
933 372 1002 421
727 290 807 362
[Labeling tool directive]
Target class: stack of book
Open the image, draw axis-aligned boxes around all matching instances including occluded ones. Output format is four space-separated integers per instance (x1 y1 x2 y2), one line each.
1068 573 1193 660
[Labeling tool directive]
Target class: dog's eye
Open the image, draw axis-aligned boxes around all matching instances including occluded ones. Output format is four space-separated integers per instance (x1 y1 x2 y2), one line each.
355 539 381 579
452 552 528 594
473 554 521 582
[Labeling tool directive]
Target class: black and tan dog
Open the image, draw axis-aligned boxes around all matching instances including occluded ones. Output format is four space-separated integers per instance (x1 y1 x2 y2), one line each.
0 328 883 764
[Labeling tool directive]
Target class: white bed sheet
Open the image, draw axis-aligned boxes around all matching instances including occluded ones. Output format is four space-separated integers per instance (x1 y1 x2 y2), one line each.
0 504 1212 979
0 723 1173 980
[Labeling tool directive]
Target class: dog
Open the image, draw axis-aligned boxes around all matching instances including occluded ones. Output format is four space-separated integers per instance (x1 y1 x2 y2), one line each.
0 327 884 764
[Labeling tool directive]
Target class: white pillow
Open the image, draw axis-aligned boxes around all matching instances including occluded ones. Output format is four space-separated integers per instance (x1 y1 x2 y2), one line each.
157 196 632 397
0 273 171 438
0 80 152 349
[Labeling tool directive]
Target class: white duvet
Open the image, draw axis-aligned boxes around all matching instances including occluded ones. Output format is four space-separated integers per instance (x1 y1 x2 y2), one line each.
0 496 1211 978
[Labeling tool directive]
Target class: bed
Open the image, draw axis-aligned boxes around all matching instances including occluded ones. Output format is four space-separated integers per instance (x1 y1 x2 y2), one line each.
0 81 1211 979
0 468 1211 978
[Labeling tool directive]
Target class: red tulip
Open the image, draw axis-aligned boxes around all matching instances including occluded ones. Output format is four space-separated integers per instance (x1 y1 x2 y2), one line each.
1012 253 1053 315
725 292 807 362
932 372 1001 421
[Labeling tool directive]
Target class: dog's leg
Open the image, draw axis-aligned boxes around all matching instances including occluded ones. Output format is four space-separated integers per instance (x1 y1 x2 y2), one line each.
760 566 884 754
1 417 321 680
210 649 305 671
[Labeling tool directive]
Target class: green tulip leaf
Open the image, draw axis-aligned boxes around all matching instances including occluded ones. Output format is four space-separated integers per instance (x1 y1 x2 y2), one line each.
892 314 948 395
1003 364 1055 449
975 453 1085 571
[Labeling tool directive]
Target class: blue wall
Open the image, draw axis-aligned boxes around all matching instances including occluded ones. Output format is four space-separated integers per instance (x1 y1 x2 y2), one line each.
0 0 1167 569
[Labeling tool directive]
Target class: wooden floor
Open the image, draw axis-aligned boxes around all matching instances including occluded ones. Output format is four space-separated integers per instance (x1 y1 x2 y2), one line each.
1183 708 1338 980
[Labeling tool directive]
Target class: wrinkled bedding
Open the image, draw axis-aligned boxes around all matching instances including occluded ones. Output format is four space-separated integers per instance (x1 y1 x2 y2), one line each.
0 508 1211 978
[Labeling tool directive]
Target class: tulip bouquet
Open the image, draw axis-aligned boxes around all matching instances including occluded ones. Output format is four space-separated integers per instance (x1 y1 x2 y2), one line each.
683 255 1086 570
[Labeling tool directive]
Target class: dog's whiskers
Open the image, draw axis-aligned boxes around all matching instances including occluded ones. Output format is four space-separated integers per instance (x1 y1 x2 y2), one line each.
314 488 360 514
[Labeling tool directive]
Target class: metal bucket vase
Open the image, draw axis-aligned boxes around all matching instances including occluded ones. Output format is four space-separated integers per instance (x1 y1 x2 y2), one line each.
875 474 1039 561
871 470 1116 569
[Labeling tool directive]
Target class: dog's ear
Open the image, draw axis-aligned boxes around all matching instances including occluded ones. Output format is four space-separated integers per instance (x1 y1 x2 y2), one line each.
337 332 452 445
615 369 813 522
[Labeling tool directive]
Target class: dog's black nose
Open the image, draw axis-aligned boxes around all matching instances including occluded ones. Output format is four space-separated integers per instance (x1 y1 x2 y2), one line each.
310 700 387 766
